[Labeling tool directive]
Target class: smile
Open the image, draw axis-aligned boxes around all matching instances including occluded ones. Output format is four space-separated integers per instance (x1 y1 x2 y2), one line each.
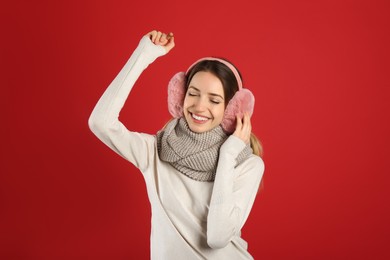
191 113 209 122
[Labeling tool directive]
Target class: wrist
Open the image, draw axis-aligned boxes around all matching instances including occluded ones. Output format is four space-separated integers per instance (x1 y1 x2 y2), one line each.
139 35 167 61
220 135 247 158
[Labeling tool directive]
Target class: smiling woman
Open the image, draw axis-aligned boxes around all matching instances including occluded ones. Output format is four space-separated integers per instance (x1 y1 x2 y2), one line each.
88 30 265 259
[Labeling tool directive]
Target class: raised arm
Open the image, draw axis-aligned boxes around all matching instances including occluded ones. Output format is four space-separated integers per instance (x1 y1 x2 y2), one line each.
88 31 174 170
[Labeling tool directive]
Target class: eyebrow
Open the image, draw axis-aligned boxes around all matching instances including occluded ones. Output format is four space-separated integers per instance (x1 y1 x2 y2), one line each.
188 86 224 100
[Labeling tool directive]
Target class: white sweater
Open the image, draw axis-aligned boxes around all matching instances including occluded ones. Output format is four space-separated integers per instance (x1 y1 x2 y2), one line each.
88 35 265 260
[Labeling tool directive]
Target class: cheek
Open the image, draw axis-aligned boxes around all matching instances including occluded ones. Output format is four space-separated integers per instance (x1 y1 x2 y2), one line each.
214 107 225 121
183 97 190 110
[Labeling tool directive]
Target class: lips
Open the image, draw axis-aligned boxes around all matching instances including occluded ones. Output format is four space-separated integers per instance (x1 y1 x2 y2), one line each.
190 113 210 124
192 113 208 120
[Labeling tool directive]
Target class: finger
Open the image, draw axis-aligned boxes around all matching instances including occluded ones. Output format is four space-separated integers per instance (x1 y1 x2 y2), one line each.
155 31 162 44
159 33 168 43
246 113 252 135
233 114 241 135
167 32 174 40
148 30 157 42
247 114 252 143
239 113 250 143
165 35 175 53
235 114 243 131
243 112 251 132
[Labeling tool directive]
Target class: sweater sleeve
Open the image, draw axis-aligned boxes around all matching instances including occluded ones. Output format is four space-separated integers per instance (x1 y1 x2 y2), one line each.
207 135 265 249
88 35 166 171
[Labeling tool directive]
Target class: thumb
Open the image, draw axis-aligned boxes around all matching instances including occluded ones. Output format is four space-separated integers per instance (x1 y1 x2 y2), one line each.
165 35 175 53
234 114 242 132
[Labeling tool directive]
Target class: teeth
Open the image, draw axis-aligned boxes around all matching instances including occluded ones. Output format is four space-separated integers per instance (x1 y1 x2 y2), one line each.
192 114 208 121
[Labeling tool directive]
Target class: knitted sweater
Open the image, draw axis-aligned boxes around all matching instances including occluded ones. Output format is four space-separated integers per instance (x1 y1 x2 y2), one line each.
88 35 265 260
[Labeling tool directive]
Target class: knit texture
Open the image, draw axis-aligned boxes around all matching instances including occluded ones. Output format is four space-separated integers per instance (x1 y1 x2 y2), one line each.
157 118 253 181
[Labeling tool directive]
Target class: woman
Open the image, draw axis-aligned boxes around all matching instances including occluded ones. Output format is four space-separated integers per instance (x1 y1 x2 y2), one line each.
89 30 265 259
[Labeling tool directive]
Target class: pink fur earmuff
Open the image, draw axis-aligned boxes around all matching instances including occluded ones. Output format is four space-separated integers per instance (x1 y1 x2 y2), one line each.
167 57 255 133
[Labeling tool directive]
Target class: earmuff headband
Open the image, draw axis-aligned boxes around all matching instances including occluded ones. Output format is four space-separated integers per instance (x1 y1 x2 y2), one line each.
185 57 243 90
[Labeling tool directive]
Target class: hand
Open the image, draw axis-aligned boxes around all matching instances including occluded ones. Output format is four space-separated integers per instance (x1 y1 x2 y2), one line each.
146 30 175 53
233 112 251 144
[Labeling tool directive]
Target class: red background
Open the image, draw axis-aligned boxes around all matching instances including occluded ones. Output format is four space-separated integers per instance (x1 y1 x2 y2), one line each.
2 0 390 259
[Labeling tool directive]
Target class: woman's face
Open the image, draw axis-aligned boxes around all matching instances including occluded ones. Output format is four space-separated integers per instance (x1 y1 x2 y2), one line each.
183 71 225 133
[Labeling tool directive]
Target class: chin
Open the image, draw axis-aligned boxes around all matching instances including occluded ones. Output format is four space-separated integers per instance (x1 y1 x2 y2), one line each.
190 123 219 134
188 124 207 133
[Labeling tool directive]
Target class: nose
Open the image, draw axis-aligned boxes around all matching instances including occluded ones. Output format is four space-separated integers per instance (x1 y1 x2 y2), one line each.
193 97 207 111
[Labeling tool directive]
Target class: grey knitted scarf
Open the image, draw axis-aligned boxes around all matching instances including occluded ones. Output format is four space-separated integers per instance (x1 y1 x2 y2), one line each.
156 118 253 182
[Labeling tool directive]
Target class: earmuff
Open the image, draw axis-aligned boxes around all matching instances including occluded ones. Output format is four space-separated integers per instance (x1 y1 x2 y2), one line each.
167 57 255 134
